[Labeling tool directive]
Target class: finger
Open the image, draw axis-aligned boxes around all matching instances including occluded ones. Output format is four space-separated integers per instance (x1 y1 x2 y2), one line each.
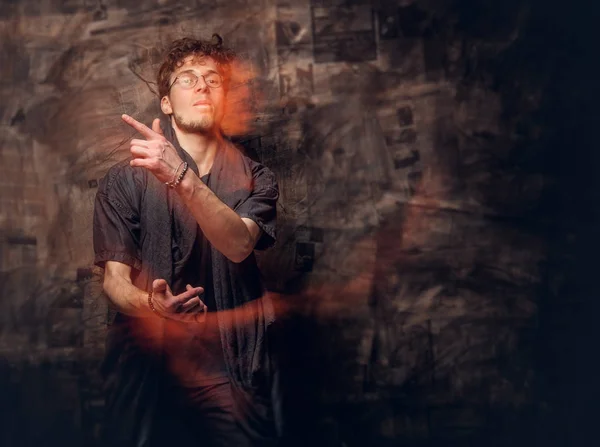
152 118 164 136
130 146 151 158
173 287 204 305
183 285 207 310
122 114 161 141
130 139 150 148
152 279 168 293
130 158 153 169
185 284 204 294
189 296 207 311
184 284 204 295
180 297 201 312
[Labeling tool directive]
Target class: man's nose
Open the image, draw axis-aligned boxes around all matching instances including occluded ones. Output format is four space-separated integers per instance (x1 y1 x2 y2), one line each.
194 77 209 92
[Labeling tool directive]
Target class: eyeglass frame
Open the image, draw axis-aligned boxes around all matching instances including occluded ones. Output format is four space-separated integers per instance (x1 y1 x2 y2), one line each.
168 69 224 92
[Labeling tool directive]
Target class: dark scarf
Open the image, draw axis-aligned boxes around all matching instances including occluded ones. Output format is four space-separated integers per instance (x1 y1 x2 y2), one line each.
141 117 277 432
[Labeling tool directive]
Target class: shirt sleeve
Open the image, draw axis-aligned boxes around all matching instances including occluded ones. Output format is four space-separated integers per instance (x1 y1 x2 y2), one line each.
234 162 279 251
93 163 143 270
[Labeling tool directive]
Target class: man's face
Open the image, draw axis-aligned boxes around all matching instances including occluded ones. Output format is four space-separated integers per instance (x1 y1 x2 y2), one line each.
160 55 226 134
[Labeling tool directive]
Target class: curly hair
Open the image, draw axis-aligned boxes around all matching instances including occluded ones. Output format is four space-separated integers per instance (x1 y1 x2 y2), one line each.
156 34 236 99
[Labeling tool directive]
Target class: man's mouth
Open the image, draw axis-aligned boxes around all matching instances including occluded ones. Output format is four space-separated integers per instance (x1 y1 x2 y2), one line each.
193 100 211 107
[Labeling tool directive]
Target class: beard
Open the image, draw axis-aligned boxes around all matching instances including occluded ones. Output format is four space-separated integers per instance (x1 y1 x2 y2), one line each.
173 111 215 134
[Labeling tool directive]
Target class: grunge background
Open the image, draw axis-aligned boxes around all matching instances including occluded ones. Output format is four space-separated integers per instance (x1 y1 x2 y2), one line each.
0 0 598 446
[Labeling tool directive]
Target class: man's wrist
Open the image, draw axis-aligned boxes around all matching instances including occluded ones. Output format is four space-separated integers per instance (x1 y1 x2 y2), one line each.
176 170 201 201
165 161 188 188
146 290 164 317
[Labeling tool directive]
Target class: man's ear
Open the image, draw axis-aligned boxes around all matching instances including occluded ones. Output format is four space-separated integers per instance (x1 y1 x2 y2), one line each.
160 96 172 115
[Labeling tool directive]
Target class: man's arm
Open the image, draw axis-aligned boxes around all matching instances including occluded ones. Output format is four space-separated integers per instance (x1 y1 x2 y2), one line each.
103 261 151 317
177 176 261 263
103 260 205 321
122 114 263 263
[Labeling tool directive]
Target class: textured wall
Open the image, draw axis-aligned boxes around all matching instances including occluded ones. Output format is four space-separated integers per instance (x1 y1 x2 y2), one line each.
0 0 597 446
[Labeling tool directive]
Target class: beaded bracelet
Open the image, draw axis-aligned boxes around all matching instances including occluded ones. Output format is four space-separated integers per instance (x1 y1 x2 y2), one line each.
166 162 189 188
147 290 162 317
165 161 185 187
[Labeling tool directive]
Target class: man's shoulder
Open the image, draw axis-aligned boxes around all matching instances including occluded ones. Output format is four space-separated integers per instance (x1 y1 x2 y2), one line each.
226 139 277 189
244 155 277 191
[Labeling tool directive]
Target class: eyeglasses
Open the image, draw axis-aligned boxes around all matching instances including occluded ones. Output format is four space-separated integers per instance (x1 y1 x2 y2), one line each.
168 71 223 91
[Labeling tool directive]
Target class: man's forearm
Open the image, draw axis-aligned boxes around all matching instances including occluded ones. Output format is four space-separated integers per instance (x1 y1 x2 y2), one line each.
103 272 151 317
177 172 254 263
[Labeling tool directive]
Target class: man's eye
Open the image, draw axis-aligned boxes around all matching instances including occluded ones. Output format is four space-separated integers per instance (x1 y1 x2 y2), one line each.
179 75 194 86
206 75 221 86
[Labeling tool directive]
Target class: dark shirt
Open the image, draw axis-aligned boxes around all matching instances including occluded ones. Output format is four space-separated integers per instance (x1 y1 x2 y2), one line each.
94 158 278 272
93 156 279 384
166 173 228 386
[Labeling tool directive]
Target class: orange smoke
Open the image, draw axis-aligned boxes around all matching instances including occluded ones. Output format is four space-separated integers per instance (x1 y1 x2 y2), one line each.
129 291 291 384
220 59 260 137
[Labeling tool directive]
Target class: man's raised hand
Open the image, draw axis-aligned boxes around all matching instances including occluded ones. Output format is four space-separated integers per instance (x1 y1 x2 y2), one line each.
122 114 184 184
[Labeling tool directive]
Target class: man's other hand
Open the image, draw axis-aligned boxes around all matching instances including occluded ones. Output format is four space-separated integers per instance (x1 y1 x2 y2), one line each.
151 279 207 323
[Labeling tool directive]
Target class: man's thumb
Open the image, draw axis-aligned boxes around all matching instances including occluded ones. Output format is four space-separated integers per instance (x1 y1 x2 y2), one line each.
152 118 164 136
152 278 168 293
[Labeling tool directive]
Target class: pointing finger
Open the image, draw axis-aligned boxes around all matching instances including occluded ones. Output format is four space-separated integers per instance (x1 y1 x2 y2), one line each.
122 114 161 140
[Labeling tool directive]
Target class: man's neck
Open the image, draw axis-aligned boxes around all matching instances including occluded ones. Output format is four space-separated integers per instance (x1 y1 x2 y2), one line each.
171 120 221 177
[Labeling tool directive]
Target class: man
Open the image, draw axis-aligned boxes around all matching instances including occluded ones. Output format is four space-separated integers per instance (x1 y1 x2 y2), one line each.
93 35 279 447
